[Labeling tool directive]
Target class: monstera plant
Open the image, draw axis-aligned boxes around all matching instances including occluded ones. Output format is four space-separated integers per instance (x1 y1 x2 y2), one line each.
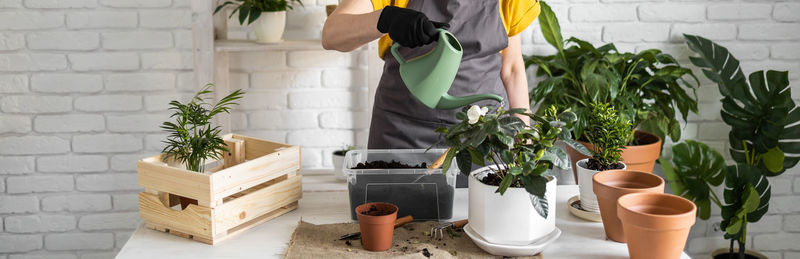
661 35 798 259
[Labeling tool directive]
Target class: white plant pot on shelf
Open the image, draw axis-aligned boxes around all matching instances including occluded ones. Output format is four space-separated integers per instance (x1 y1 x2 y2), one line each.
575 158 626 212
468 166 556 246
253 11 286 43
332 154 345 181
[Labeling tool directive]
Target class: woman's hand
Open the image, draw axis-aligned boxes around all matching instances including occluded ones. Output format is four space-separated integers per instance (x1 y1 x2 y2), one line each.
377 6 449 48
500 34 531 126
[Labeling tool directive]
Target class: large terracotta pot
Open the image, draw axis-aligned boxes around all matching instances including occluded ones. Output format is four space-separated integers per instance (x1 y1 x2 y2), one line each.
355 202 398 251
617 193 696 259
710 248 768 259
469 166 557 246
566 130 662 183
593 170 664 243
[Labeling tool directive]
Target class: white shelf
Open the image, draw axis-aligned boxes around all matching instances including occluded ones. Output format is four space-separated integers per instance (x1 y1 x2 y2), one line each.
214 39 324 52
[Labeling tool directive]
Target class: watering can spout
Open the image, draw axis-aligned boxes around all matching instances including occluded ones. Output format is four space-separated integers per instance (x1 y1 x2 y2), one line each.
392 29 505 110
436 93 503 110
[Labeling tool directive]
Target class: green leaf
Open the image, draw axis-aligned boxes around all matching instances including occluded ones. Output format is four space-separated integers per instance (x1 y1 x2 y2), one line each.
742 184 760 214
441 148 457 176
563 138 591 156
725 216 742 236
496 175 514 195
521 175 547 198
238 4 250 25
723 163 771 225
508 167 523 176
537 1 563 54
456 150 473 176
762 147 785 173
663 140 726 219
529 192 549 218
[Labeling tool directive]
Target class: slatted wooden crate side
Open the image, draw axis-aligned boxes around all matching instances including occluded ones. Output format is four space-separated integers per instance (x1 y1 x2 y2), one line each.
213 174 302 234
210 136 301 201
138 155 214 205
139 192 216 240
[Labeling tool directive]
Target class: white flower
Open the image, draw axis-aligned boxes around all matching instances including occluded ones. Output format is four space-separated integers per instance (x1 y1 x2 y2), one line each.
467 105 488 124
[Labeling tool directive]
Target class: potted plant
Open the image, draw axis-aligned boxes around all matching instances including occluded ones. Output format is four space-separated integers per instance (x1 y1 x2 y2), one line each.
332 145 354 180
437 105 581 247
527 1 699 176
215 0 304 43
575 102 631 213
660 34 799 259
160 84 245 209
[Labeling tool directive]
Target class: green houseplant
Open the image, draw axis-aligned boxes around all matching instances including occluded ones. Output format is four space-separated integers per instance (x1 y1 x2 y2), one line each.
661 34 799 259
527 1 699 174
436 105 583 248
214 0 304 43
575 103 632 213
161 84 245 173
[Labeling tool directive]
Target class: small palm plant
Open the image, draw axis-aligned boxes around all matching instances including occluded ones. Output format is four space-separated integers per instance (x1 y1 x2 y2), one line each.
215 0 304 25
161 84 245 173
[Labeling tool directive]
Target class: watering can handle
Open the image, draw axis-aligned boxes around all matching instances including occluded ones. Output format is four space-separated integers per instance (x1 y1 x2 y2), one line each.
390 43 405 65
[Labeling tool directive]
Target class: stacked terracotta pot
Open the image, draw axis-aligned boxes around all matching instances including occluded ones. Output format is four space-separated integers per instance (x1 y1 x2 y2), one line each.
592 170 696 259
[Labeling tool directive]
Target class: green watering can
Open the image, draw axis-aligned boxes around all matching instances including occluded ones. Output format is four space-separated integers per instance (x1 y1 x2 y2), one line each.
390 29 504 110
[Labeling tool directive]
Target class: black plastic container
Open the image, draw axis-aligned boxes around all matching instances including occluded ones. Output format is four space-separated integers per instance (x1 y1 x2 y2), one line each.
343 149 458 221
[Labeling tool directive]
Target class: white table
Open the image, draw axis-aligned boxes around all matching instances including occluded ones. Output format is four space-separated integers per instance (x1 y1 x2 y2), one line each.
117 172 689 258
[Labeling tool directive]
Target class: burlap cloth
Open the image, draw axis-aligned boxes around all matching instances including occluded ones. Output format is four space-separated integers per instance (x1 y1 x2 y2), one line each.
285 221 543 259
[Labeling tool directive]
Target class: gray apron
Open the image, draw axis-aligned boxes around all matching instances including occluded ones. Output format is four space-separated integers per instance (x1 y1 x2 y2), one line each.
368 0 509 150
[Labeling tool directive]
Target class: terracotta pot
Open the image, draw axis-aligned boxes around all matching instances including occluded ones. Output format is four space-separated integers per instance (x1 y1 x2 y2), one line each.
617 193 696 259
576 159 626 212
710 248 768 259
566 130 662 182
355 202 398 251
593 170 664 243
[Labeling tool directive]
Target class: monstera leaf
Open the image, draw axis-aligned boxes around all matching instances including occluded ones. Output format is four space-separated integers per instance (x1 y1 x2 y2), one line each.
660 140 726 220
685 34 800 176
720 164 771 242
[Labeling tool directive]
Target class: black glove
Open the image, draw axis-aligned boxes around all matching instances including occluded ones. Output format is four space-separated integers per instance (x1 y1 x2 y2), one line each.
377 6 450 48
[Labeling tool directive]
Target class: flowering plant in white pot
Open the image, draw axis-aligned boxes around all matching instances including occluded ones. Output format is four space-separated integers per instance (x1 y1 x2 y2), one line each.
436 105 585 247
215 0 303 43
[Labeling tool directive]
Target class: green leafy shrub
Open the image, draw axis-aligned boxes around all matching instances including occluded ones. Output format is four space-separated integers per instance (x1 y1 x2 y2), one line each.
527 1 699 145
215 0 304 25
436 105 585 218
161 84 245 173
661 34 798 259
333 145 355 156
583 103 632 170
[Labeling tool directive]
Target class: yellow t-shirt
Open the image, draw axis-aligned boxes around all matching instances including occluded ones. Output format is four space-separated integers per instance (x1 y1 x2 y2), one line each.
370 0 541 59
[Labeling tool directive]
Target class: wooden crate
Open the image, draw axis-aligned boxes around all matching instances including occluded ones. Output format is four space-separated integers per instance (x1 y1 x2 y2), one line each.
137 134 302 244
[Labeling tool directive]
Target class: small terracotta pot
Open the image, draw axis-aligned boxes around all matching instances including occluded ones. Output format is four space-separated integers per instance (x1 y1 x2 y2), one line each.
617 193 696 259
593 170 664 243
566 131 662 182
355 202 398 251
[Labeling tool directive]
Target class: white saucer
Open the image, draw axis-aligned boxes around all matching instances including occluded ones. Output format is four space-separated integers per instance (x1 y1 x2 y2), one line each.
463 223 561 257
568 195 603 222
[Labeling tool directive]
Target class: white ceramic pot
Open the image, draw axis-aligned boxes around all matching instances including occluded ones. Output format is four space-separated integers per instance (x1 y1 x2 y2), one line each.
252 11 286 43
468 166 556 246
576 158 626 212
332 154 345 181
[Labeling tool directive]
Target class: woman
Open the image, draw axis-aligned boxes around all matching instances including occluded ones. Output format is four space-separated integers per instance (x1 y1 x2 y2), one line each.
323 0 540 150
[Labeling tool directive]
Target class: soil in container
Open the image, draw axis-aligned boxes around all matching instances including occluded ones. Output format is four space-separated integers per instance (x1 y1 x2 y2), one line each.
360 204 396 216
348 160 453 221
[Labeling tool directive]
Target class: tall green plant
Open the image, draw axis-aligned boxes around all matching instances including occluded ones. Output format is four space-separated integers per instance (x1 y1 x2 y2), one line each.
215 0 303 25
584 103 632 170
662 35 798 259
436 105 583 218
527 1 699 145
161 84 245 173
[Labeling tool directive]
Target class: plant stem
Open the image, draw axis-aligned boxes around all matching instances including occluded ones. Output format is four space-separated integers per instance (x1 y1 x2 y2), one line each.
729 239 734 259
709 188 723 208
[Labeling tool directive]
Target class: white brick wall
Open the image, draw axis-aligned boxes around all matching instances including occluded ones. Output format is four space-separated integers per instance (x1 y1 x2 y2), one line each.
0 0 191 257
0 0 797 258
517 1 800 258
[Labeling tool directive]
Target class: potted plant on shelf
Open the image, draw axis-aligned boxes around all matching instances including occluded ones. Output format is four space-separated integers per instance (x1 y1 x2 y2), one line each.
575 102 631 214
331 144 354 180
660 34 799 259
215 0 304 43
160 84 245 209
437 105 582 251
526 1 699 176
